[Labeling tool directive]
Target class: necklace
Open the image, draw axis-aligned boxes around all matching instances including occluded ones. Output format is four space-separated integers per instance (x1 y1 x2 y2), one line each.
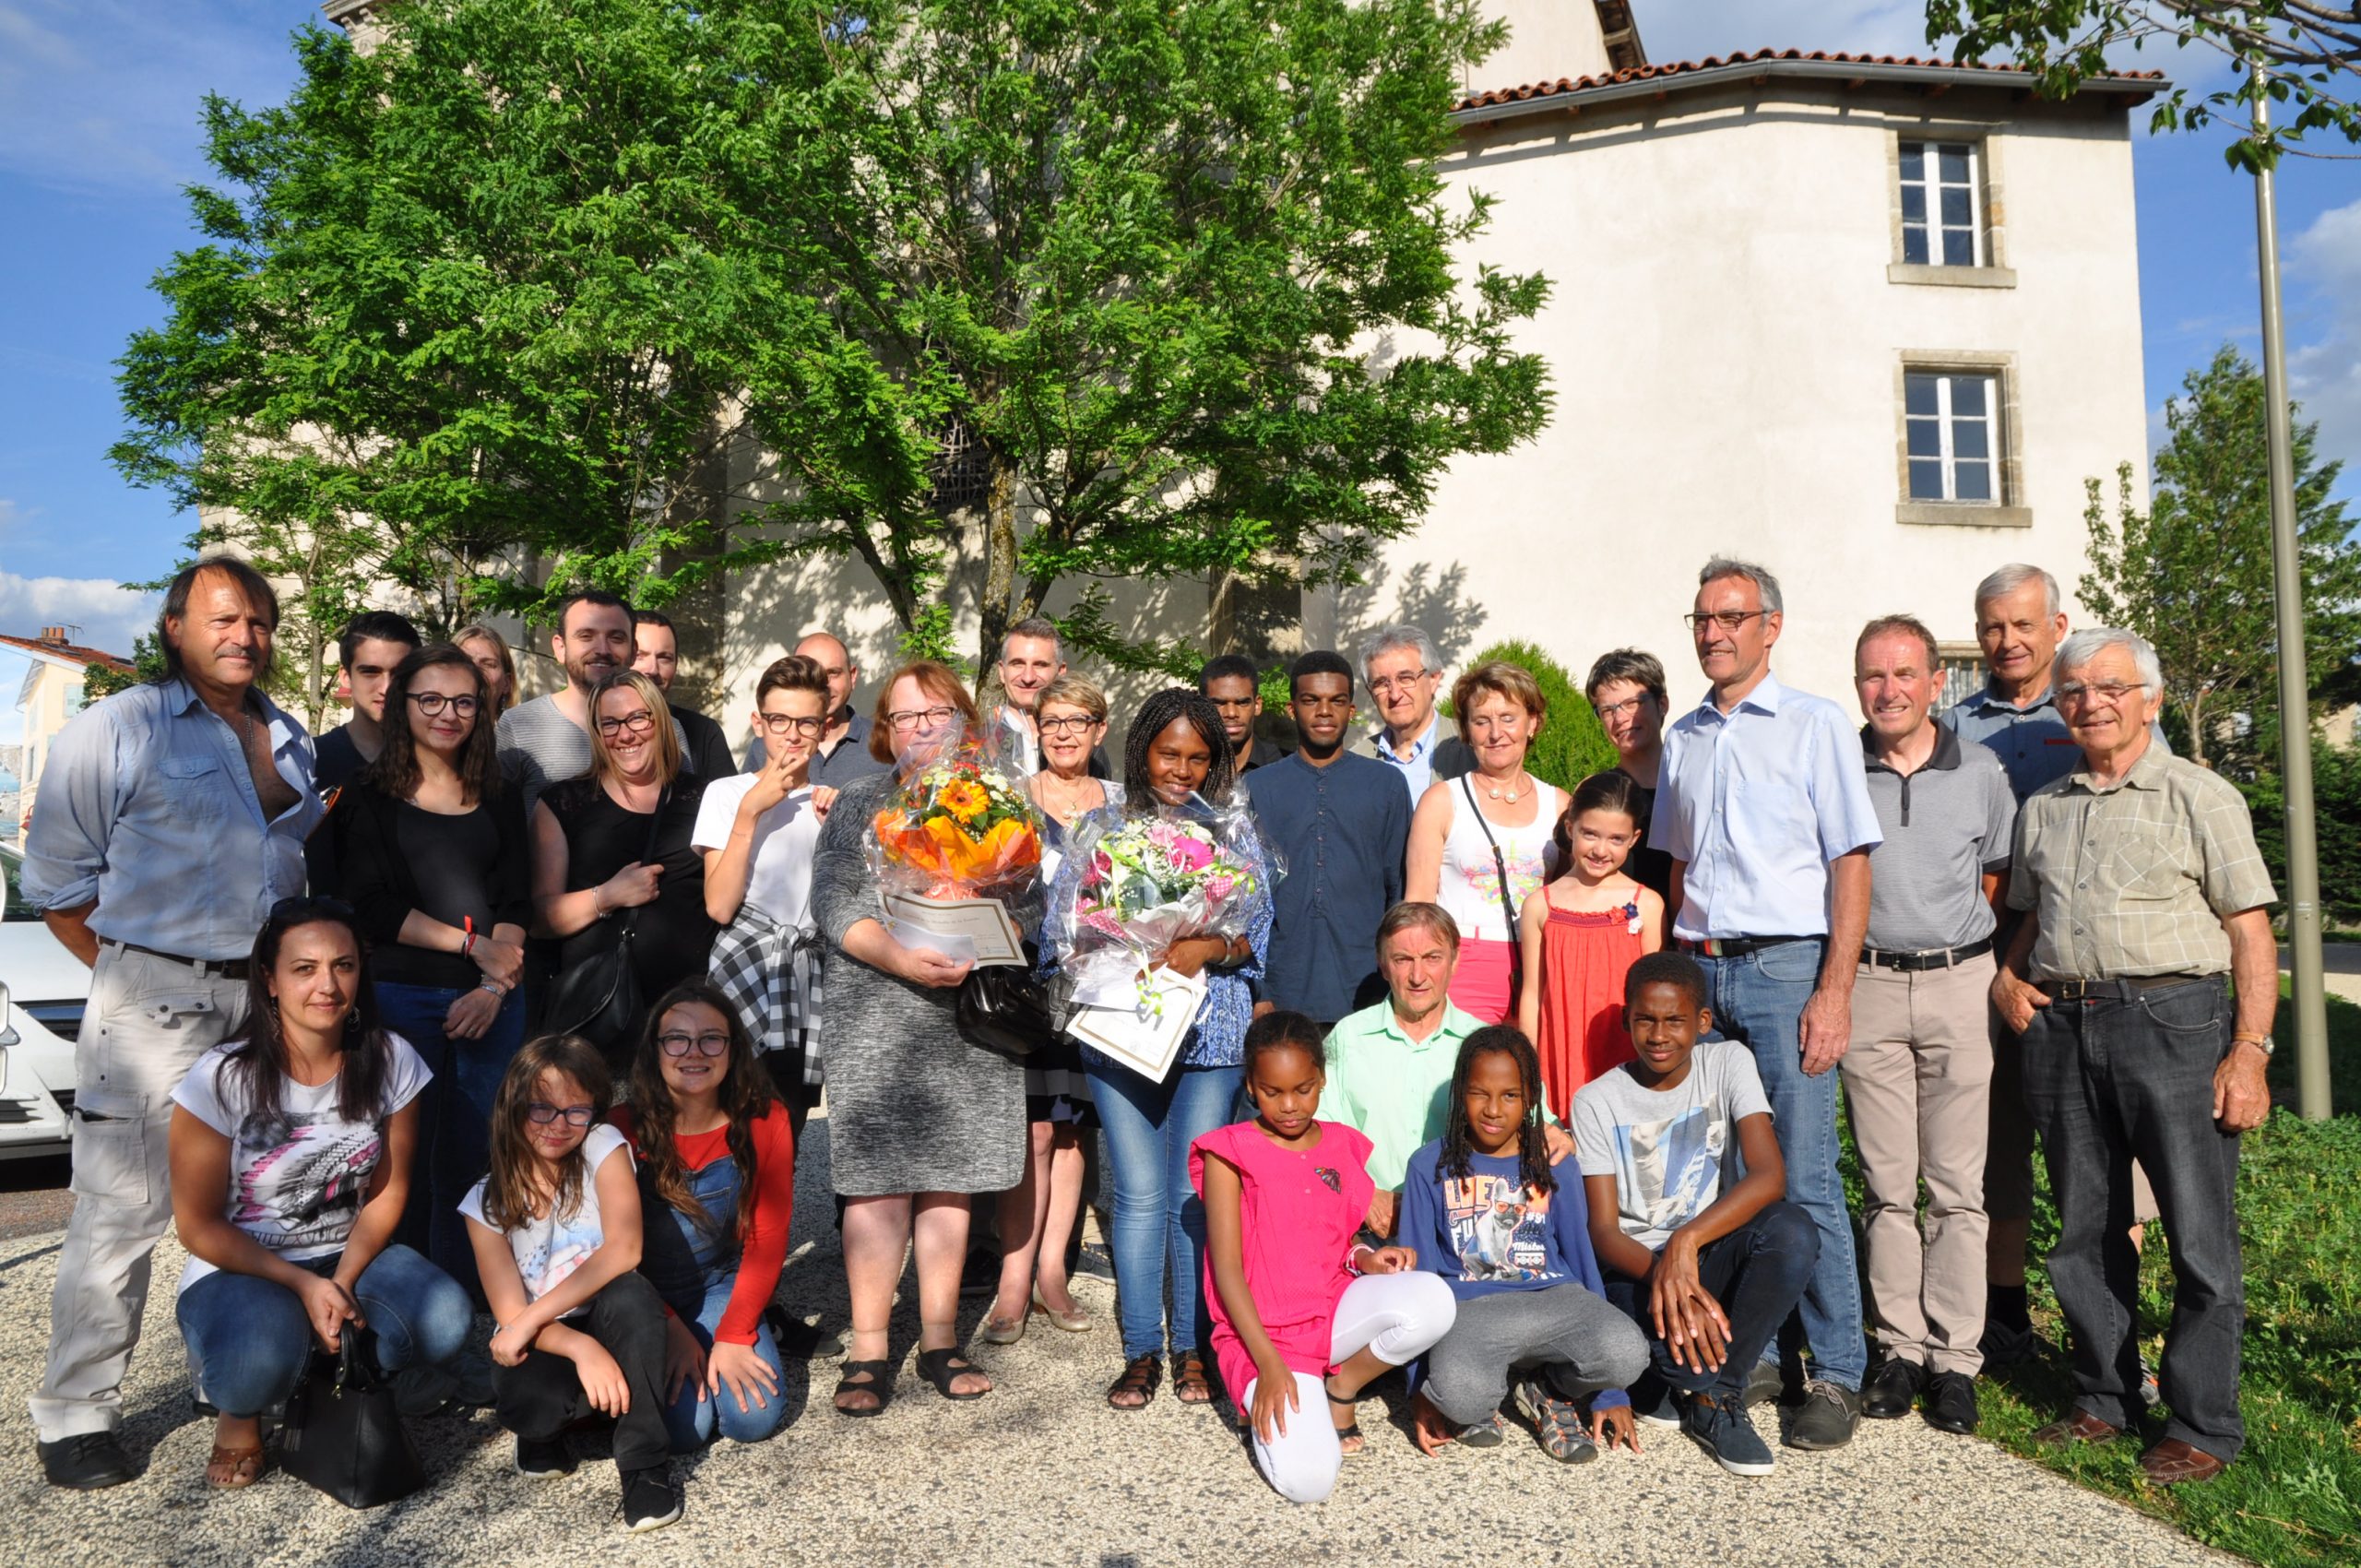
1480 769 1528 803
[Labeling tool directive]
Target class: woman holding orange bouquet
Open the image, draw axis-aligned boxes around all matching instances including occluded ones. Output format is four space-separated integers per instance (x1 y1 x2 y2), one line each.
809 660 1028 1414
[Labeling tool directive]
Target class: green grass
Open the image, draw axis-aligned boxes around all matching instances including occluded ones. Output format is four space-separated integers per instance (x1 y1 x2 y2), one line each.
1837 998 2361 1566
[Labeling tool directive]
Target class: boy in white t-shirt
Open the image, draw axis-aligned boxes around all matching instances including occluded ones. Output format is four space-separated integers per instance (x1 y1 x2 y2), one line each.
1572 952 1818 1478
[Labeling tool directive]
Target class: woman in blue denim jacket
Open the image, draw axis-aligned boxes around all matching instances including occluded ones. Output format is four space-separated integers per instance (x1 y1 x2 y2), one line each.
1040 687 1272 1412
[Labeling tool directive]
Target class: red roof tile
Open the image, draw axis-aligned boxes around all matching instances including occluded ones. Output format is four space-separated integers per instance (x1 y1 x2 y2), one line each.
1454 48 2166 113
0 632 136 672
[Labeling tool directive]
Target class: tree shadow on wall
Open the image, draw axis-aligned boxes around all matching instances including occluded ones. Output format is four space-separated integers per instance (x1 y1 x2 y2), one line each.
1334 559 1483 668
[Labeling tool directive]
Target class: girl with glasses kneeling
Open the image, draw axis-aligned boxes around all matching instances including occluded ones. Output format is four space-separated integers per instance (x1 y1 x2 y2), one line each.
610 982 794 1453
170 897 471 1491
464 1035 682 1533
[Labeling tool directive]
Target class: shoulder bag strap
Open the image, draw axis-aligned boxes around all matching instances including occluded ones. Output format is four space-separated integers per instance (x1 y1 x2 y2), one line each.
618 785 671 939
1459 774 1525 997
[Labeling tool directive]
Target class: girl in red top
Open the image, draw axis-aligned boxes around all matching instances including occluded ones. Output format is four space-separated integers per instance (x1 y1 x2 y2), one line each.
1516 772 1666 1121
611 980 795 1451
1192 1012 1457 1503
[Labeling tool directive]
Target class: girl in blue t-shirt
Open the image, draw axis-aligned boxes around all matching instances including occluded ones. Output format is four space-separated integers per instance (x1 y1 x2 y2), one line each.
1399 1026 1648 1461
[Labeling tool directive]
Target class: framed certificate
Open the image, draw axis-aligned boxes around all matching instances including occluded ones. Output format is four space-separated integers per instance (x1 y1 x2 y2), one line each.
881 891 1028 968
1065 966 1207 1082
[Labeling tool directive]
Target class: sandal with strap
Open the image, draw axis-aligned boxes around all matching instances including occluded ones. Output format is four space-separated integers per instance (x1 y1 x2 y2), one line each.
914 1347 991 1401
1324 1379 1366 1456
1108 1354 1161 1410
1521 1379 1599 1465
206 1442 266 1490
831 1359 896 1418
1172 1350 1215 1406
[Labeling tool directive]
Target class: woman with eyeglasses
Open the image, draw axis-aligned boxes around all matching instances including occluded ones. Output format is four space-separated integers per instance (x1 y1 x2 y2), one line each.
610 981 793 1453
531 670 718 1065
168 897 470 1490
809 659 1026 1413
308 642 531 1289
694 655 836 1141
976 673 1119 1346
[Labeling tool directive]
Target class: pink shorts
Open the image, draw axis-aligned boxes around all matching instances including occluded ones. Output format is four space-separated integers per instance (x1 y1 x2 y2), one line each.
1446 937 1516 1026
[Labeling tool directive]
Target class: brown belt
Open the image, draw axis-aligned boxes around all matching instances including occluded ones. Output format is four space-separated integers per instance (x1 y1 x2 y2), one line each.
105 941 252 981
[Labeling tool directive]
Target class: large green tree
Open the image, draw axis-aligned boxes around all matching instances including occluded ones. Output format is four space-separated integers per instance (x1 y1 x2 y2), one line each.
113 0 1551 679
2079 344 2360 769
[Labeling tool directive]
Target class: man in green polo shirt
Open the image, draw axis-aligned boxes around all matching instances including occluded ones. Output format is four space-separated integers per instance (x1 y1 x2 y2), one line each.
1323 902 1485 1237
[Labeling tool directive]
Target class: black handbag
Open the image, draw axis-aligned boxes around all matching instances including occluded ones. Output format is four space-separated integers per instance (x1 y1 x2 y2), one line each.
955 942 1057 1060
545 787 669 1058
278 1331 426 1510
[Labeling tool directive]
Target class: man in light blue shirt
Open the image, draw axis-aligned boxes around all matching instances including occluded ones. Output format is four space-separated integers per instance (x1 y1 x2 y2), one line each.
1348 624 1473 803
18 558 319 1489
1649 557 1880 1449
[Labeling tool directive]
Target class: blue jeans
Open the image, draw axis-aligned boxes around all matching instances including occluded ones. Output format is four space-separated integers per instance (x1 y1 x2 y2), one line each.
658 1270 789 1452
1697 941 1867 1392
1603 1201 1820 1402
1086 1062 1246 1361
375 980 528 1297
176 1244 471 1418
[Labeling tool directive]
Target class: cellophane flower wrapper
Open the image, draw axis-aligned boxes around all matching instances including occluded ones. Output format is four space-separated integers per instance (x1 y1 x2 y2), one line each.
1050 795 1277 1010
866 742 1047 916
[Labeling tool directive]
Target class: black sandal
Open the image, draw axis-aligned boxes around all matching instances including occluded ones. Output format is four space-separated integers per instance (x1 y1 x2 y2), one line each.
914 1347 990 1401
1172 1350 1215 1406
1108 1354 1162 1409
1325 1376 1365 1455
832 1359 895 1418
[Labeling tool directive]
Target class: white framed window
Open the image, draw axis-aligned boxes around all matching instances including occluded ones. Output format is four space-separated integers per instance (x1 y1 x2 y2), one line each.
1900 141 1982 267
1904 371 2000 504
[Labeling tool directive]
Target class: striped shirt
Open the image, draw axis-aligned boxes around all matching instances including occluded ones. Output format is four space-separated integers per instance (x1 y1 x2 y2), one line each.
2007 742 2275 980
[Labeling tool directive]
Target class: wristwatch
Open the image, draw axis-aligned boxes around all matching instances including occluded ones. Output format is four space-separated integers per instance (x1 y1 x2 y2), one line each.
2233 1031 2274 1056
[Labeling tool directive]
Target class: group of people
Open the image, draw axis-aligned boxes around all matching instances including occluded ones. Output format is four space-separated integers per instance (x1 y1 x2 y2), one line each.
17 547 2277 1525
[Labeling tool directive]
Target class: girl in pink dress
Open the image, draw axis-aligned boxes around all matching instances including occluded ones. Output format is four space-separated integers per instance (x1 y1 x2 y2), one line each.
1192 1012 1458 1503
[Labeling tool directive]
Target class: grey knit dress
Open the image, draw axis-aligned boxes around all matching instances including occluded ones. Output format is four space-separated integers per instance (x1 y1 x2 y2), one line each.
811 771 1026 1197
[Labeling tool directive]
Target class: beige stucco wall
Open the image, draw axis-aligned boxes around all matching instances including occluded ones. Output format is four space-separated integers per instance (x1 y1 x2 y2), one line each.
1470 0 1615 93
1304 79 2153 712
16 662 84 841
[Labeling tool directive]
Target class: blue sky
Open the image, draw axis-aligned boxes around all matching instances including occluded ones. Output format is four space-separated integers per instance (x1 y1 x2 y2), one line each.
0 0 2355 732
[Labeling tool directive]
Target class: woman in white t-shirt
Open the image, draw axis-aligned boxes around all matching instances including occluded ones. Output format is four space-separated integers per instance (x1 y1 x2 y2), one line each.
1406 662 1567 1026
168 897 470 1491
698 654 837 1140
463 1033 680 1532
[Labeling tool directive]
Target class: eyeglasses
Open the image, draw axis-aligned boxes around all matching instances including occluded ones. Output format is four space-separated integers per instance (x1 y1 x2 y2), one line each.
658 1030 731 1058
1684 611 1769 634
1594 695 1652 721
596 709 658 737
2055 680 2147 707
1038 715 1100 736
756 713 827 737
525 1102 596 1126
885 705 958 732
406 692 480 718
1365 671 1431 697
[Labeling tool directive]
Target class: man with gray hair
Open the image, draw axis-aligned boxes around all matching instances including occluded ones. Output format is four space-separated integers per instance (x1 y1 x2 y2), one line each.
1349 623 1472 802
1991 626 2275 1485
1650 556 1882 1450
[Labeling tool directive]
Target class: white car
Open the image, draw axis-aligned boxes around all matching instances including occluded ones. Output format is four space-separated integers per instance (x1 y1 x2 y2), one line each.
0 913 85 1158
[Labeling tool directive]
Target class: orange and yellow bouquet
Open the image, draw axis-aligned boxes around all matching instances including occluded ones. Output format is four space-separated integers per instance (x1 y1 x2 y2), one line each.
869 749 1045 903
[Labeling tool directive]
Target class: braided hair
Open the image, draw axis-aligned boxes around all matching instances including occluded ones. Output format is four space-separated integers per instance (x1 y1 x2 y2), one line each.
1121 686 1236 812
1439 1025 1557 1197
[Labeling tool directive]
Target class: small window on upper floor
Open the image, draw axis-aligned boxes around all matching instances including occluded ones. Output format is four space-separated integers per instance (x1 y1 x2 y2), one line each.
1904 370 2001 504
1900 141 1985 267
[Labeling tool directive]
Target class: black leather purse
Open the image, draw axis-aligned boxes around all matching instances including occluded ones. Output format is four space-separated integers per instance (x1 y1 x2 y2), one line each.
278 1331 426 1510
955 941 1058 1060
545 787 669 1060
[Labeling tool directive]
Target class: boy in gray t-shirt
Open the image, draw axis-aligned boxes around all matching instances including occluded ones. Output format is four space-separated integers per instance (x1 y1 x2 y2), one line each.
1572 952 1820 1477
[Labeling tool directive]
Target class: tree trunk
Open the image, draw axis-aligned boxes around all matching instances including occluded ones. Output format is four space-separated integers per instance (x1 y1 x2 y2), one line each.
977 449 1023 697
2189 688 2208 769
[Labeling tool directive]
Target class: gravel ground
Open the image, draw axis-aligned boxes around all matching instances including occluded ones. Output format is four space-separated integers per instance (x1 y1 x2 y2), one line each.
0 1119 2234 1568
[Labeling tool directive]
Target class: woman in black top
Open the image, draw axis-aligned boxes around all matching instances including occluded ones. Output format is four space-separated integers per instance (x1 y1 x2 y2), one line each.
308 641 530 1287
531 670 717 1063
1583 647 1676 905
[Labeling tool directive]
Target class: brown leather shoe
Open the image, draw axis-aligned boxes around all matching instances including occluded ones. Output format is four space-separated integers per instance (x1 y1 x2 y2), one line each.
2032 1408 2123 1448
2140 1438 2227 1485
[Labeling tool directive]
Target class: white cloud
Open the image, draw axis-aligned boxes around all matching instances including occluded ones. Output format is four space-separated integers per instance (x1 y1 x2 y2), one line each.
2287 197 2361 490
0 570 159 662
0 1 313 196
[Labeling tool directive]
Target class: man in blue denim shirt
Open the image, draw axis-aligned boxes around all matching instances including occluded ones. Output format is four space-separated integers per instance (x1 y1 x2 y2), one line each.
1649 557 1881 1451
18 558 320 1489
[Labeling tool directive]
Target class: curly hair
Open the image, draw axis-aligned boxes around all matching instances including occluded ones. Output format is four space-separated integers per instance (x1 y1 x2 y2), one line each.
628 980 777 1244
1439 1026 1557 1197
1121 686 1235 813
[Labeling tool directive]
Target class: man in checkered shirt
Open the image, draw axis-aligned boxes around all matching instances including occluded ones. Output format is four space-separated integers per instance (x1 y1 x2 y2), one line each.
1989 627 2277 1488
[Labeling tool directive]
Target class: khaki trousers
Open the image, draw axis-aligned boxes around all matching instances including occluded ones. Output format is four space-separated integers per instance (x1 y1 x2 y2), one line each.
1842 955 1994 1376
29 945 249 1441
